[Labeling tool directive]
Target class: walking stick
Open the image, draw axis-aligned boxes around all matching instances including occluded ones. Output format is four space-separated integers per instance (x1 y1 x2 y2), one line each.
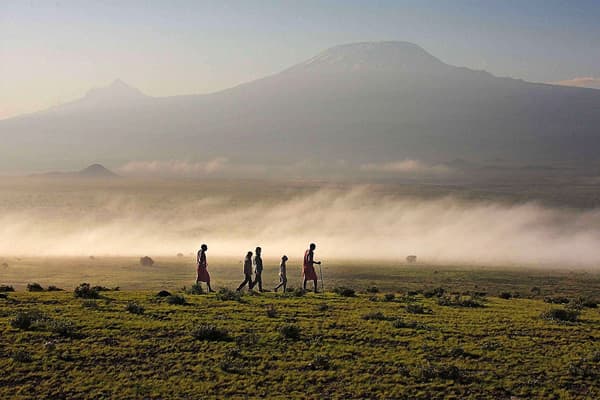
319 262 324 293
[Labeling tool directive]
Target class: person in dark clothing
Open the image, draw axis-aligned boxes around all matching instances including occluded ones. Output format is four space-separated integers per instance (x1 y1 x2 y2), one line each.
274 255 288 293
236 251 253 292
250 246 264 292
303 243 321 293
196 244 214 292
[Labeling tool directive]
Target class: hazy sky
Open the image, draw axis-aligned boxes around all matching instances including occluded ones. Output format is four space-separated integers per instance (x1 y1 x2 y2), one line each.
2 0 600 119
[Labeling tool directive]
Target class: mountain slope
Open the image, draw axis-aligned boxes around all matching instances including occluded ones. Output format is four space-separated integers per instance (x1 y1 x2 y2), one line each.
1 41 600 172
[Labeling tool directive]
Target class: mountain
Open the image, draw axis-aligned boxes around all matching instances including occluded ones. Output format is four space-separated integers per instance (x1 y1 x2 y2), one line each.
30 164 118 179
2 41 600 173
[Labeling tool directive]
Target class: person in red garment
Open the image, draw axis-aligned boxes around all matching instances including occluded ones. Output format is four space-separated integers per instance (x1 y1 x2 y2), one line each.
303 243 321 293
196 244 214 292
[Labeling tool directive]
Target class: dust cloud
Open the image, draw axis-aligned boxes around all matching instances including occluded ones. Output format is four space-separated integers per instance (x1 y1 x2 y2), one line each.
1 187 599 268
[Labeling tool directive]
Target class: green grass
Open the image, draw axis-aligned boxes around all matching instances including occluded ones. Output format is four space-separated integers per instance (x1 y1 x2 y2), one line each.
1 289 598 399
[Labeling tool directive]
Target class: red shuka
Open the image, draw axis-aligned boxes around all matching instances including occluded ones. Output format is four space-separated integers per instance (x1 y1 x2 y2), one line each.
196 250 210 283
303 249 318 281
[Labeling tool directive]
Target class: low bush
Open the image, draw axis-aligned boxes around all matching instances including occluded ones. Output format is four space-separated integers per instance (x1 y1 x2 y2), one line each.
544 296 569 304
412 362 465 382
437 295 484 308
0 285 15 292
405 303 427 314
265 304 278 318
167 295 186 305
366 286 379 293
333 287 356 297
362 311 393 321
423 287 445 298
10 311 42 330
383 293 396 302
279 324 301 340
216 288 243 302
81 300 98 309
74 283 100 299
12 349 33 363
125 302 145 315
47 285 63 292
541 308 579 323
191 324 231 341
392 318 427 330
317 303 330 312
307 355 331 370
156 290 171 297
499 292 512 300
187 283 204 295
139 256 154 266
26 283 44 292
46 319 76 337
531 286 541 295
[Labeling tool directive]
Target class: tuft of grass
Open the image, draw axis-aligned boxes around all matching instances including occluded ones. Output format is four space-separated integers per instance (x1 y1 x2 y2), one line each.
166 295 186 305
12 349 33 363
405 303 427 314
541 308 579 323
307 355 331 370
216 288 243 302
265 304 278 318
0 285 15 292
317 303 330 312
186 283 204 295
412 362 465 382
362 311 393 321
392 318 428 330
46 319 76 337
423 287 445 298
26 283 44 292
333 287 356 297
191 324 231 342
499 292 512 299
437 295 484 308
365 286 379 293
125 301 145 315
383 293 396 302
74 283 100 299
279 324 301 340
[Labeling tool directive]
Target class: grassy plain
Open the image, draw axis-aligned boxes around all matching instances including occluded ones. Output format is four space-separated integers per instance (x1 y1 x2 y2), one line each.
1 263 599 399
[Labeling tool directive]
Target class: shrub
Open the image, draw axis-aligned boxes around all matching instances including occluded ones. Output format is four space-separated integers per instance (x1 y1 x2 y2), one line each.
47 285 63 292
74 283 100 299
317 303 330 312
412 363 464 382
366 286 379 293
405 303 426 314
10 311 41 330
392 318 426 329
541 308 579 323
12 349 32 363
0 293 7 299
499 292 512 300
279 324 301 340
156 290 171 297
81 300 98 309
570 297 598 309
265 304 278 318
307 355 331 370
191 324 231 341
219 348 244 373
531 286 541 295
46 319 76 337
0 285 15 292
437 295 484 308
167 295 186 305
187 283 204 295
423 287 445 298
333 287 355 297
125 302 145 315
91 285 112 292
544 296 569 304
383 293 396 302
216 288 243 302
139 256 154 266
362 312 392 321
26 282 44 292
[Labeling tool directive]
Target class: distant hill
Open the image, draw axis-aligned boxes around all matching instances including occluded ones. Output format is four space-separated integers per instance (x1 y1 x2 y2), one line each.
31 164 118 179
2 41 600 173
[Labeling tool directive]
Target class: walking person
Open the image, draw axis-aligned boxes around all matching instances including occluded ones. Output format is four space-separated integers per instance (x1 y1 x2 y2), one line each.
236 251 253 291
250 246 264 292
274 255 288 293
303 243 321 293
196 244 214 292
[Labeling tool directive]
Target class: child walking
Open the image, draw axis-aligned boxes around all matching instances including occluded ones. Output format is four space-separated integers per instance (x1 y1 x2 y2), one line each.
274 255 288 292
